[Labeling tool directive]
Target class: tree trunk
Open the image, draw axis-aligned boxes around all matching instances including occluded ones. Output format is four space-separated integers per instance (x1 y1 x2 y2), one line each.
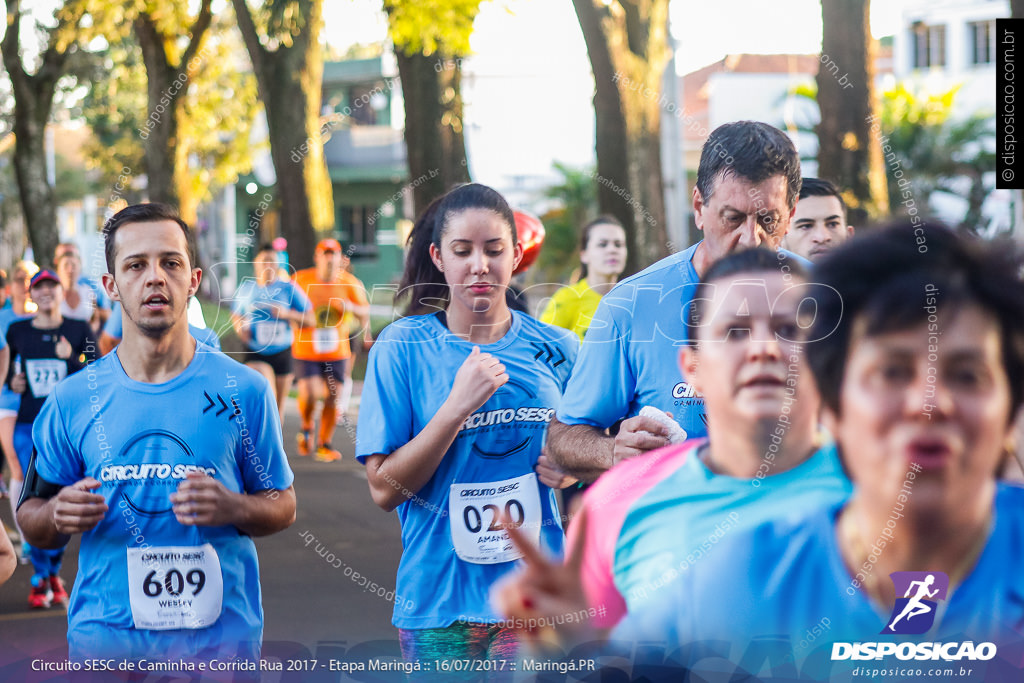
960 170 987 234
231 0 333 269
573 0 670 275
134 4 211 226
816 0 888 217
438 58 472 194
11 109 58 268
0 0 84 269
135 15 181 209
394 52 471 216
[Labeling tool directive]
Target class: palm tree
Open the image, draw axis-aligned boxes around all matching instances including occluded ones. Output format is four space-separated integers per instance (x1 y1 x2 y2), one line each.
788 82 996 233
878 84 995 234
536 162 599 283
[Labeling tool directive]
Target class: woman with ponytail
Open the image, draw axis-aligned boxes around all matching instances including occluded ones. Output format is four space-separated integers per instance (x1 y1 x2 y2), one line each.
357 183 579 676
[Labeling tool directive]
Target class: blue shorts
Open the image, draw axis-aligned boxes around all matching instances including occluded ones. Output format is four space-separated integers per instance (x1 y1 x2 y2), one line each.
295 359 347 383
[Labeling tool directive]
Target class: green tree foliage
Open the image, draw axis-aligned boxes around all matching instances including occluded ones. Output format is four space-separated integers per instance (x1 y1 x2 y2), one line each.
53 153 101 205
178 22 261 204
792 80 995 232
384 0 481 56
80 11 259 223
535 162 598 284
133 0 213 225
80 39 147 193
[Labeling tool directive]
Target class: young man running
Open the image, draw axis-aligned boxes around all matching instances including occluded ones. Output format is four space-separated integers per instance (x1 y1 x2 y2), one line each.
17 203 295 667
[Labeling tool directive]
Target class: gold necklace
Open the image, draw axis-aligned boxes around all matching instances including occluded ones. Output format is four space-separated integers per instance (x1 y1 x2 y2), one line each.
837 505 992 610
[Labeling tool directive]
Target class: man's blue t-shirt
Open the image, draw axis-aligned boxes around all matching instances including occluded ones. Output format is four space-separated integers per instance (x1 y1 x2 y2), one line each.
614 484 1024 681
231 279 311 355
557 244 705 437
31 348 293 663
557 243 808 440
356 311 578 628
104 303 221 351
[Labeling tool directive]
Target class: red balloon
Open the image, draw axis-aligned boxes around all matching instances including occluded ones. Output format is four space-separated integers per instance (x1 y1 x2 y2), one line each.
512 210 545 275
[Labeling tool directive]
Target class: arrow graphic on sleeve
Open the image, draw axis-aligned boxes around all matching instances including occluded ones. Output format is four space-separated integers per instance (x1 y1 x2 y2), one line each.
202 391 233 419
532 342 566 367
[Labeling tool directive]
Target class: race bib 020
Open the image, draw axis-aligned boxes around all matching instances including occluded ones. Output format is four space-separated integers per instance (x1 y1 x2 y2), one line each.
25 359 66 398
449 473 541 565
127 544 223 630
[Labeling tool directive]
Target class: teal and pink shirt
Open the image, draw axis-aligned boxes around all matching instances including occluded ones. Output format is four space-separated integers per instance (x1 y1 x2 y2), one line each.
570 438 851 628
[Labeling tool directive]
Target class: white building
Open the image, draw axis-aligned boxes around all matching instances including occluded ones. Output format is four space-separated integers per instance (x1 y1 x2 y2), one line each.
892 0 1008 234
892 0 1003 118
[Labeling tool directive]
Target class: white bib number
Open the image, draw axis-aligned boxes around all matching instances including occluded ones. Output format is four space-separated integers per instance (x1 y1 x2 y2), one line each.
25 359 66 397
127 544 223 630
312 327 340 353
254 321 290 348
449 473 542 565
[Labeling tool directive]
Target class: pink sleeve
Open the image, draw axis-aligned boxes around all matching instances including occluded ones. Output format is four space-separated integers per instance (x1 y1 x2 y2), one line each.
567 442 696 629
570 488 629 628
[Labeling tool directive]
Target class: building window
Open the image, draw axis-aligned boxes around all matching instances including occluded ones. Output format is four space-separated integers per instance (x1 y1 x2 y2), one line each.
340 205 379 255
348 85 379 126
912 23 946 68
970 20 996 66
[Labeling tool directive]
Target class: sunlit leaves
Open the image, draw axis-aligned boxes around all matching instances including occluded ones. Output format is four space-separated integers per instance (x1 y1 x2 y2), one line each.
384 0 484 57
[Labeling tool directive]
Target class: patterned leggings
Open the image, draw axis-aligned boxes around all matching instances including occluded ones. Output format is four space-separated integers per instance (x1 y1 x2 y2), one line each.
399 622 517 682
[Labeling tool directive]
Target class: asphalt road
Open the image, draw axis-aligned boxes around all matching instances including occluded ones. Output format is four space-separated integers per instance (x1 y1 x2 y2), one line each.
0 393 415 682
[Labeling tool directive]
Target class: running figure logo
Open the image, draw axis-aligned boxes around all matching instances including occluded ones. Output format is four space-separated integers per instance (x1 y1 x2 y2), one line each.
883 571 949 634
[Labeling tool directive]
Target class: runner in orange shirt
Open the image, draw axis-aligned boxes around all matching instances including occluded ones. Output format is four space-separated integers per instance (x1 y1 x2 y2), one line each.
292 239 370 461
338 250 374 419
